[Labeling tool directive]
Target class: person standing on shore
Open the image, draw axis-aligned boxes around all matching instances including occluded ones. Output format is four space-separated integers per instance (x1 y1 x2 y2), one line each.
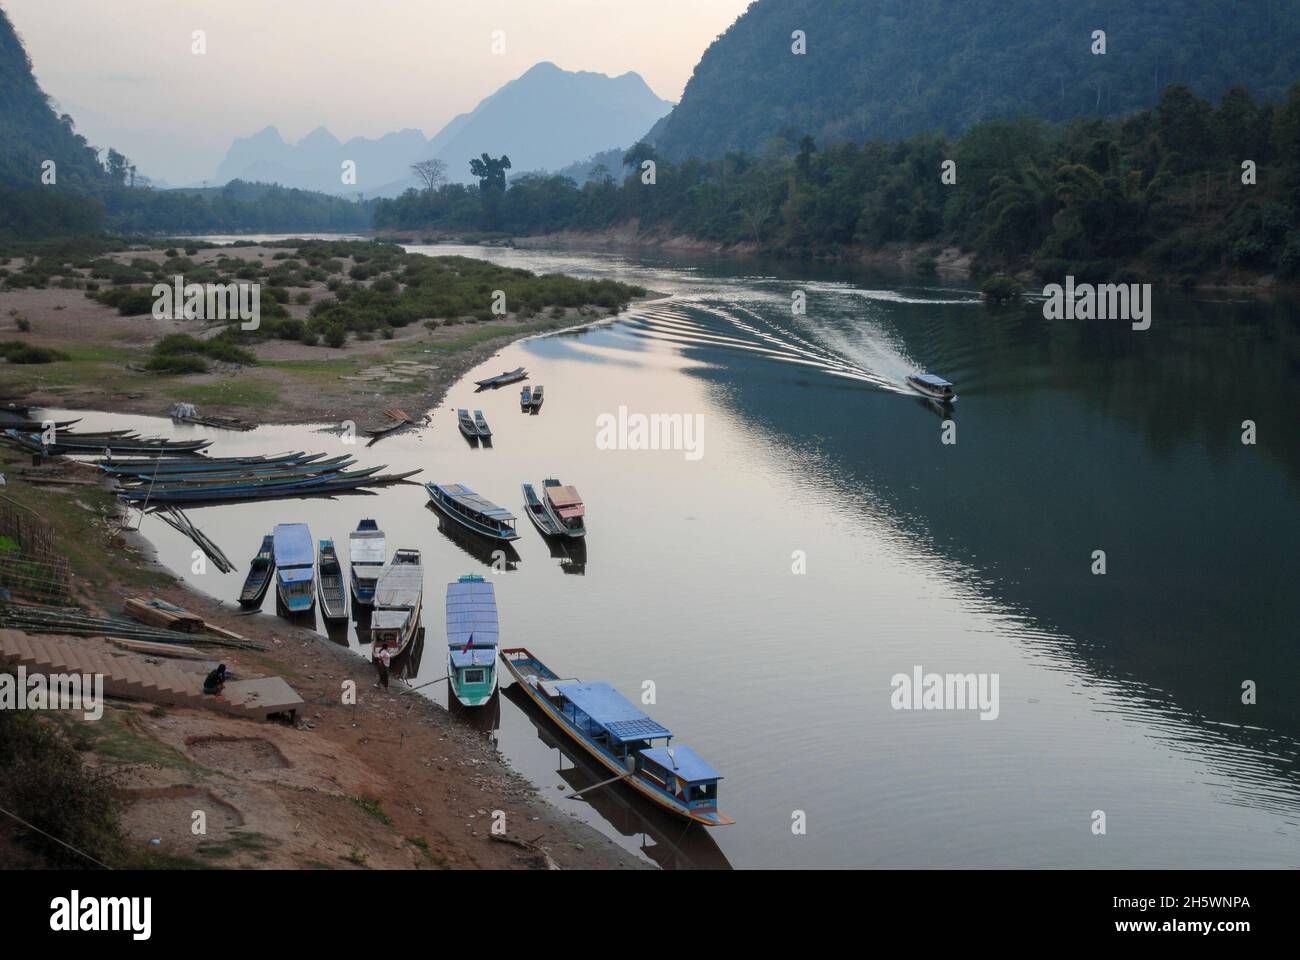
374 643 391 689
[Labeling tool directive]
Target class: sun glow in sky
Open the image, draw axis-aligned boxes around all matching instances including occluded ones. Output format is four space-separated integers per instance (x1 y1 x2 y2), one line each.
5 0 752 184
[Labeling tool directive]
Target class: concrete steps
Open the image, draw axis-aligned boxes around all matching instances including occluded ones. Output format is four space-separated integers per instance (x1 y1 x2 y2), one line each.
0 630 302 720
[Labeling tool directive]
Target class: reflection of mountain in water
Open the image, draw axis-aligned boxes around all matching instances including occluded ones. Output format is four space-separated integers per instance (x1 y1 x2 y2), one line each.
503 683 731 870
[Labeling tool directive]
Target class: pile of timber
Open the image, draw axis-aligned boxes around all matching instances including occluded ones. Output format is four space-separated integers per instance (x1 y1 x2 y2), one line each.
0 603 264 650
152 506 234 572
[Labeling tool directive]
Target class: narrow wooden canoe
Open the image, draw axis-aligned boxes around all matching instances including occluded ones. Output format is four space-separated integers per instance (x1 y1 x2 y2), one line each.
239 534 275 608
317 538 348 621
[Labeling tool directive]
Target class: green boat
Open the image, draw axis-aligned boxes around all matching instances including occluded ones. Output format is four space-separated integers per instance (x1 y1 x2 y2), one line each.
445 575 499 707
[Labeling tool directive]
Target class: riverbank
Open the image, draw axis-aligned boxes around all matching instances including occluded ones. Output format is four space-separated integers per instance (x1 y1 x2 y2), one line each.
0 239 652 426
0 449 647 870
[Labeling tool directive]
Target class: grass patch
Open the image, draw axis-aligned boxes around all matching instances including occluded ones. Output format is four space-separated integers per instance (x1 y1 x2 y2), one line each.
344 794 392 826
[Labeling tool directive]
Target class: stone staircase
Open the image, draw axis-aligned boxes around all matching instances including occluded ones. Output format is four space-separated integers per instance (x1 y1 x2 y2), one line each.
0 629 302 720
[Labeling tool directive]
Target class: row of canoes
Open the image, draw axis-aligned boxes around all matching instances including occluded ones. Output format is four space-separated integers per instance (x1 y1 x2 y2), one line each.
3 427 212 456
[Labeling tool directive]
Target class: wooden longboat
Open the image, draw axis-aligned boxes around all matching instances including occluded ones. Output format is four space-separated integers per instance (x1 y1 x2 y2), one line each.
499 648 734 826
521 483 564 537
107 455 350 482
473 366 527 389
238 534 275 608
540 478 585 538
520 385 532 410
529 385 544 410
445 575 499 707
317 539 348 621
457 409 478 440
473 410 492 438
424 482 520 541
348 519 385 607
371 549 424 656
98 452 317 473
905 373 957 404
273 523 315 614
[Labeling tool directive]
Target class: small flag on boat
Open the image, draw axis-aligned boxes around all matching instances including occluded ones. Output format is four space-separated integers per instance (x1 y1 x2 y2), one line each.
463 631 474 653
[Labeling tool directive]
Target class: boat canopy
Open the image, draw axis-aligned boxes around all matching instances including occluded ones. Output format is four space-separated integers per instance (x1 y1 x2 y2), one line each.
553 682 672 744
449 648 495 668
640 744 722 784
349 530 386 564
372 609 412 632
438 483 516 522
273 523 313 567
446 579 498 648
375 565 422 608
278 566 314 585
546 485 585 519
912 373 953 388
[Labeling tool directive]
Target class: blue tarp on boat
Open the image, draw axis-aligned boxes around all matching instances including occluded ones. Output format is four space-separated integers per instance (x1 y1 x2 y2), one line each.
436 484 516 521
273 523 313 567
278 567 315 584
639 744 723 784
445 578 499 648
912 373 953 387
449 649 495 668
553 682 672 743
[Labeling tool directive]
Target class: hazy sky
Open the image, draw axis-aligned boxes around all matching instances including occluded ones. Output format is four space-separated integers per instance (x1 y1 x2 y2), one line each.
6 0 751 185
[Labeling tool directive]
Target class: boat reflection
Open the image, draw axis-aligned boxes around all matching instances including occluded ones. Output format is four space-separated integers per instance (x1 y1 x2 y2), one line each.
449 686 501 743
545 536 587 575
390 625 426 681
431 510 520 570
502 683 731 870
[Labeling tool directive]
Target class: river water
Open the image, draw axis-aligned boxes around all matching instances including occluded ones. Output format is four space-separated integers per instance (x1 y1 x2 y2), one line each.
48 241 1300 868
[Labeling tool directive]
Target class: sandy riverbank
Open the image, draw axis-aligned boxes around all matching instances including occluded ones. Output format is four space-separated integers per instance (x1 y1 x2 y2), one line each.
0 449 648 870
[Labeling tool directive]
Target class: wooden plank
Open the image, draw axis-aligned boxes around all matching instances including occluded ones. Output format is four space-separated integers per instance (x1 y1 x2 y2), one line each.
565 771 632 800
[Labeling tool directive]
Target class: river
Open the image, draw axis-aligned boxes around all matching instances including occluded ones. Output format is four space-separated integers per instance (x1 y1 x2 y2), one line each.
46 241 1300 868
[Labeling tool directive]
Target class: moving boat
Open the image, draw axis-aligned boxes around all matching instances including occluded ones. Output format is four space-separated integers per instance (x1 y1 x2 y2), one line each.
499 648 734 826
445 575 499 707
540 478 585 538
348 519 385 606
457 409 478 440
906 373 957 404
317 539 348 621
473 410 492 438
238 534 275 608
520 385 532 410
474 366 527 389
521 482 564 537
272 523 315 614
424 482 520 541
529 385 544 410
371 549 424 656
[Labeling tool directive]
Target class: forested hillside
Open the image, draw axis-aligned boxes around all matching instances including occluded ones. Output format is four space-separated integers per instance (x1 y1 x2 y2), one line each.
375 84 1300 284
652 0 1300 160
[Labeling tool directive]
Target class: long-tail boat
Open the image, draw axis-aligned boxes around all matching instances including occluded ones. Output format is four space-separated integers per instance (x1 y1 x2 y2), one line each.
424 482 519 541
372 549 424 656
273 523 315 614
521 483 564 537
238 534 275 608
445 575 499 707
539 478 585 538
348 519 385 607
317 539 348 621
473 366 527 389
500 648 734 826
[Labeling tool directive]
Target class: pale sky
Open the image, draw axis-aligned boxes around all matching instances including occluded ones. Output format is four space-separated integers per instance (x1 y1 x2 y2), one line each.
5 0 752 185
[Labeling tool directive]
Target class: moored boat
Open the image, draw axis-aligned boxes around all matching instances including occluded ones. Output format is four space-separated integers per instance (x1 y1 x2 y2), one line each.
529 385 544 409
424 482 519 541
474 366 527 389
499 648 734 826
457 408 478 440
272 523 315 614
473 410 491 438
521 482 564 537
317 539 348 621
371 548 424 656
238 534 275 608
520 385 532 410
348 519 385 606
906 373 957 404
540 478 585 538
445 575 499 707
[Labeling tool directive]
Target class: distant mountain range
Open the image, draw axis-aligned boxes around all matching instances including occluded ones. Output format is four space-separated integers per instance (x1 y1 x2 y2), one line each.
211 62 674 196
651 0 1300 160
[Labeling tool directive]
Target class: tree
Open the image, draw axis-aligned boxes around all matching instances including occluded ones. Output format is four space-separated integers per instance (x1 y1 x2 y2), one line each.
410 158 448 192
468 153 511 193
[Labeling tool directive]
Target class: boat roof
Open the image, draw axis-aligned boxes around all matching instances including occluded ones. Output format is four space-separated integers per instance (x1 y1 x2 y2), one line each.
436 483 516 522
375 561 423 607
912 373 953 388
553 682 672 743
446 579 499 648
278 567 314 585
273 523 313 567
449 648 496 668
372 609 412 631
349 526 386 564
639 744 723 784
545 485 584 519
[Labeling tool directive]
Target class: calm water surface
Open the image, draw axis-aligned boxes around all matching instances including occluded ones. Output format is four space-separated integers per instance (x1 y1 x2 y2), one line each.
50 242 1300 868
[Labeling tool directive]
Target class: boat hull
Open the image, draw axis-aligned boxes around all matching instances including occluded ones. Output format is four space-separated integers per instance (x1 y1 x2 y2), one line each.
499 650 734 826
425 484 520 541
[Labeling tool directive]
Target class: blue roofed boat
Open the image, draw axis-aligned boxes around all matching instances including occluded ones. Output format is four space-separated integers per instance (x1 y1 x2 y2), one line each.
348 519 385 606
371 548 424 656
906 372 957 404
424 482 520 541
499 648 734 826
445 575 499 707
272 523 315 613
